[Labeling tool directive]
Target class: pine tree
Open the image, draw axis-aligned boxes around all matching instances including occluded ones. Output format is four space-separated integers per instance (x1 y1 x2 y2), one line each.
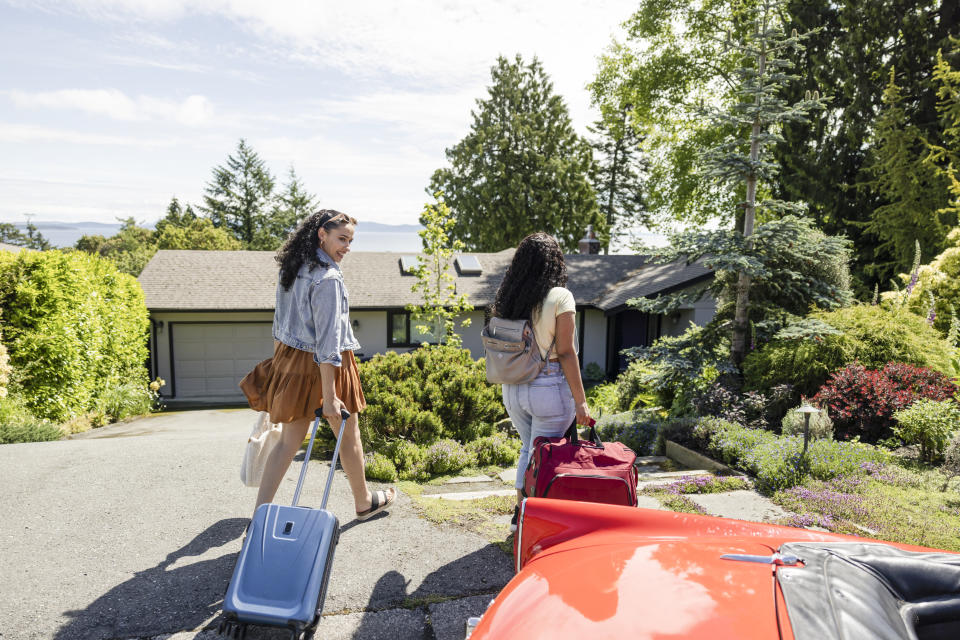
264 167 318 247
864 67 953 278
429 55 603 252
201 139 275 248
589 107 648 253
154 197 198 236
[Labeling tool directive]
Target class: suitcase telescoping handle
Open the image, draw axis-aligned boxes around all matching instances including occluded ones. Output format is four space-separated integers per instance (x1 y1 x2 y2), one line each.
291 407 351 509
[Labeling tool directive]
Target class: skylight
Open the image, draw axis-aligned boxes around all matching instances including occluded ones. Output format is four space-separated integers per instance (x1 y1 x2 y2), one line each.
455 255 482 275
399 255 419 275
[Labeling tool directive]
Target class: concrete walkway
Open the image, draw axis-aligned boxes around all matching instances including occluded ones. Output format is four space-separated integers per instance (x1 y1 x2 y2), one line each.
0 410 792 640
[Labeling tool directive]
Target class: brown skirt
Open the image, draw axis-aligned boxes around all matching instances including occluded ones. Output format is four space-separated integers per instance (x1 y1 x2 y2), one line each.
239 342 366 423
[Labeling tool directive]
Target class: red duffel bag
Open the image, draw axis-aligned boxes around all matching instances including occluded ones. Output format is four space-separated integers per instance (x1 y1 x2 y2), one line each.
522 421 638 507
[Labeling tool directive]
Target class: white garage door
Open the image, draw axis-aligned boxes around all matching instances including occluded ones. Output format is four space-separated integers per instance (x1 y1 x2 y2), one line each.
172 323 274 398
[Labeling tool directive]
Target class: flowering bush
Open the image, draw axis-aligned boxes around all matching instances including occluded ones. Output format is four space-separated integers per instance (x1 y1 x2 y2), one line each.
813 362 956 443
691 417 888 493
422 438 474 475
743 304 955 396
465 431 521 467
366 452 398 482
893 398 960 463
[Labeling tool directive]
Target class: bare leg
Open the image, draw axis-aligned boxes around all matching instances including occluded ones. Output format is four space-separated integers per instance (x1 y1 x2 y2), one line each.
329 412 395 512
516 489 523 508
255 416 311 509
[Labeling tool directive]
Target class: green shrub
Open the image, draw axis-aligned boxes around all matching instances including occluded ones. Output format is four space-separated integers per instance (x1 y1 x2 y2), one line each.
422 438 475 475
0 250 150 421
94 381 155 421
743 305 955 396
595 410 660 455
465 431 520 466
358 345 505 451
894 399 960 463
0 392 62 444
805 438 890 481
585 382 620 415
365 453 398 482
782 405 834 440
0 329 11 399
614 360 659 411
386 439 425 476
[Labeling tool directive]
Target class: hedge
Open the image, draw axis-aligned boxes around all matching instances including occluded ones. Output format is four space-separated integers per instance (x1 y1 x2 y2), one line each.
0 250 150 421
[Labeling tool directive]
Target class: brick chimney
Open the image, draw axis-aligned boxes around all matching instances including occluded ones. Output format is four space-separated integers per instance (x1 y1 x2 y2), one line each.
578 225 601 255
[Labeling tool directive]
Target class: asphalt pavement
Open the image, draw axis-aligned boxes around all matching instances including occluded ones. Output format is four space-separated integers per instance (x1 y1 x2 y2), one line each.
0 409 513 640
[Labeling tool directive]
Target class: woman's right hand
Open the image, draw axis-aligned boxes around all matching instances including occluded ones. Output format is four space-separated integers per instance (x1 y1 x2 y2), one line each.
575 401 592 426
323 396 347 426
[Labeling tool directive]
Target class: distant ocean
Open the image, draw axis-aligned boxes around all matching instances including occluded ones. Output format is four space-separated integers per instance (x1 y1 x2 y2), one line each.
8 220 663 254
7 220 426 253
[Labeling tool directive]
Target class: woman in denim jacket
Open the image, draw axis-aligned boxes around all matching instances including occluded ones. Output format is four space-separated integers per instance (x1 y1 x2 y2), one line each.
241 210 395 520
491 232 591 530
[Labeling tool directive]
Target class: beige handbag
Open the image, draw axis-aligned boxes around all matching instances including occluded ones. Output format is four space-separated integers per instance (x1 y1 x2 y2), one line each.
240 412 283 487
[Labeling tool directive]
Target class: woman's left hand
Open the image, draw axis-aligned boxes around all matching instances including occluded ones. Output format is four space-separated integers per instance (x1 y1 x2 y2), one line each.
575 401 592 426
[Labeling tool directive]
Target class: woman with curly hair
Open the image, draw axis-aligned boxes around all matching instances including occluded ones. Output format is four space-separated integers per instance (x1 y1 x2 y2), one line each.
240 210 395 521
490 232 591 530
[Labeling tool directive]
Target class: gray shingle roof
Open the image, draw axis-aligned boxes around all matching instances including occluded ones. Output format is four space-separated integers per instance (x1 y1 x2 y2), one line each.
138 249 712 313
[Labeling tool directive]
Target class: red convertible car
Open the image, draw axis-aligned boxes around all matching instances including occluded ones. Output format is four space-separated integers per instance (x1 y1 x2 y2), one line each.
467 498 960 640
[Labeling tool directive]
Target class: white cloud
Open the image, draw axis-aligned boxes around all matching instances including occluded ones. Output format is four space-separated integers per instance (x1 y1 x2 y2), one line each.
0 122 179 147
7 89 215 126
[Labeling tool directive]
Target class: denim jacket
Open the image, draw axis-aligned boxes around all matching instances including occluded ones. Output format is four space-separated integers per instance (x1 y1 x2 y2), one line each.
273 247 360 367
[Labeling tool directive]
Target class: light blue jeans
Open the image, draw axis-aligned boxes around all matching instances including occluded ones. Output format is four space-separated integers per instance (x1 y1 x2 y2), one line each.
502 362 576 490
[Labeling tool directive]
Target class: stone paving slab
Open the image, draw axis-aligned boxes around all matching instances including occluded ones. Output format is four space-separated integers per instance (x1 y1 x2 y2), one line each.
428 489 516 501
637 469 712 479
635 456 668 465
636 496 665 510
443 475 494 485
689 489 791 522
498 468 518 484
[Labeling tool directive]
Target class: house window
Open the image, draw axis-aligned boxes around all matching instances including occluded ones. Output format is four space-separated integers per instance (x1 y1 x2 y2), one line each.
387 310 443 347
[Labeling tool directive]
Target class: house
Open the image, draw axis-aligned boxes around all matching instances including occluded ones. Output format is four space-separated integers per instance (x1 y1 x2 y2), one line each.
137 248 714 404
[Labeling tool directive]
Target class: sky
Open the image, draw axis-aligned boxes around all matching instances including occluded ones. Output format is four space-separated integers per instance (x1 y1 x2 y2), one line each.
0 0 637 227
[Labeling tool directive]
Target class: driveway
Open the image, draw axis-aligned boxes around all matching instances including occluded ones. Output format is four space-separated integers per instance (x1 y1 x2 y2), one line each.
0 409 513 640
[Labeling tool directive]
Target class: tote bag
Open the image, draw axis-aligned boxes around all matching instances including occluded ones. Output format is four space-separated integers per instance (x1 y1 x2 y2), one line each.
240 412 283 487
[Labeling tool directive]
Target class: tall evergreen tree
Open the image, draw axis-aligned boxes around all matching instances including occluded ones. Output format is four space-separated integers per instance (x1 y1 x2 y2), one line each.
589 107 648 253
864 67 954 277
201 139 275 248
776 0 960 292
429 55 603 252
264 167 318 246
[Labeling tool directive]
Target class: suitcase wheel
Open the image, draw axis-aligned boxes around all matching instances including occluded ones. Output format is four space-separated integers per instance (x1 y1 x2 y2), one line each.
218 620 246 639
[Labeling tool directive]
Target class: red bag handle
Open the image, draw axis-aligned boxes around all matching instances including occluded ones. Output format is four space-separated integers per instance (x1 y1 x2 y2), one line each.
564 419 602 448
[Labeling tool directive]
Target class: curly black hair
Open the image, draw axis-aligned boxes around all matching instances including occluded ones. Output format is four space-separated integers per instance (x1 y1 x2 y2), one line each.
491 232 568 320
276 209 357 290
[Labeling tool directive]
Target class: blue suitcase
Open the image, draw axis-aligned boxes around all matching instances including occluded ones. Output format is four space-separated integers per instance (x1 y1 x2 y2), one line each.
220 407 349 640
